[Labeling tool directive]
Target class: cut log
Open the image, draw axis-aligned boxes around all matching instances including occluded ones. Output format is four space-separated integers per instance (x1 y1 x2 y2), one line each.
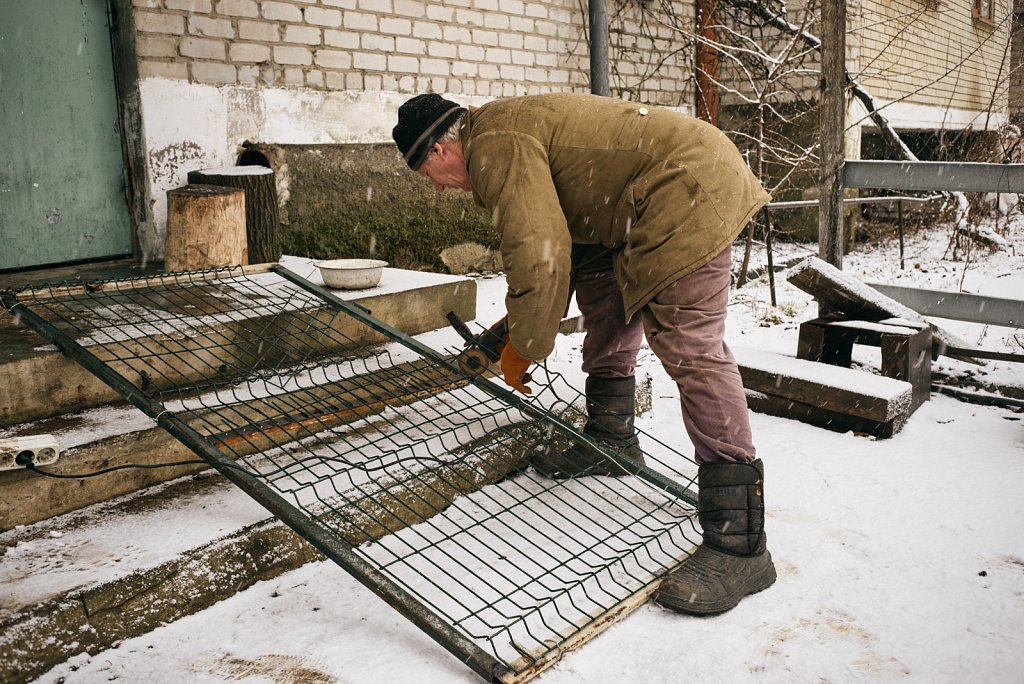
786 256 979 362
188 166 281 264
165 184 247 271
734 346 914 437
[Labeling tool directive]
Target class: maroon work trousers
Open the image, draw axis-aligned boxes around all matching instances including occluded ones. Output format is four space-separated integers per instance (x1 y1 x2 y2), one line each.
574 245 755 464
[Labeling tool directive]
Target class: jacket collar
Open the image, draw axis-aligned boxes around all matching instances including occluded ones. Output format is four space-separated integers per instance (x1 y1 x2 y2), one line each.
461 107 486 207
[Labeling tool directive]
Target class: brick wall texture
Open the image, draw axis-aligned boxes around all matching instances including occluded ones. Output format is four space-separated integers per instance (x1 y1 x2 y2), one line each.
132 0 694 106
718 0 1010 119
1011 5 1024 118
858 0 1010 115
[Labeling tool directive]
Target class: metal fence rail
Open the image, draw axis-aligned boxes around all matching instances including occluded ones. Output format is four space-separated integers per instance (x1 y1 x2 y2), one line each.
4 265 699 683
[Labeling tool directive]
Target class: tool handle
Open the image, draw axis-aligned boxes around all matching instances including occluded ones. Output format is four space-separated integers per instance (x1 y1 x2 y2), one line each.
477 318 508 362
445 311 476 346
447 312 531 384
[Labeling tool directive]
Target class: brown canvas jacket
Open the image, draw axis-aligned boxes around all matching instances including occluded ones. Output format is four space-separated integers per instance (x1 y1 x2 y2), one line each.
461 93 770 361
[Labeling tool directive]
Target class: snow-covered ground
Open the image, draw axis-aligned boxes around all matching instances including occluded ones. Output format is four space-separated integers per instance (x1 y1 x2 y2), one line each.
34 216 1023 683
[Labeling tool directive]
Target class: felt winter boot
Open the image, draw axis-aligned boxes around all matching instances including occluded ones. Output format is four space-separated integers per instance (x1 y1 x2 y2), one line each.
654 458 777 615
532 375 645 478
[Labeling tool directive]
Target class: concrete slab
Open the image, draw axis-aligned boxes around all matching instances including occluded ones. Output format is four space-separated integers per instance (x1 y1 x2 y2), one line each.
0 357 466 530
0 260 475 427
0 261 476 529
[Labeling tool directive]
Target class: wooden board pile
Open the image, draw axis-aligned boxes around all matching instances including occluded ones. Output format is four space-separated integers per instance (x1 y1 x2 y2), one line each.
735 257 968 437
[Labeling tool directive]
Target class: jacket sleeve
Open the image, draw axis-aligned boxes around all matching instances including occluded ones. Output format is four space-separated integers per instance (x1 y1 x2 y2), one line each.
466 131 571 361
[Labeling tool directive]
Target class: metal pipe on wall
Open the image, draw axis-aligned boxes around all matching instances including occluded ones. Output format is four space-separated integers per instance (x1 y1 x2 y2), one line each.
589 0 609 96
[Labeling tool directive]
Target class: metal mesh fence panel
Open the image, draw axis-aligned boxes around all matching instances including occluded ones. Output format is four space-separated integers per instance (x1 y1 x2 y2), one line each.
5 265 700 683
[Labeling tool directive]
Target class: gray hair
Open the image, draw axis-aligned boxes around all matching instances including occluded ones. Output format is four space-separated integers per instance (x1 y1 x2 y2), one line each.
436 111 465 146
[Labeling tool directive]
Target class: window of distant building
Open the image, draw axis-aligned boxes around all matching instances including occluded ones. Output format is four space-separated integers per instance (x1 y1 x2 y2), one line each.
973 0 995 24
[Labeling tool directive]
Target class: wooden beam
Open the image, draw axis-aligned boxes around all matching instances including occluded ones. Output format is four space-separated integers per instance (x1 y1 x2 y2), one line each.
744 390 904 438
695 0 719 125
735 346 912 424
786 257 979 362
818 0 846 269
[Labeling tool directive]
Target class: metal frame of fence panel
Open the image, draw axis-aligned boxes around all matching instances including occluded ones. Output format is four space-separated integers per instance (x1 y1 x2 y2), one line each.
3 265 701 683
843 160 1024 193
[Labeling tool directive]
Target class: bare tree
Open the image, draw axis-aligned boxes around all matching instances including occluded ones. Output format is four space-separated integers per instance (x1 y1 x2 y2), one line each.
597 0 1015 265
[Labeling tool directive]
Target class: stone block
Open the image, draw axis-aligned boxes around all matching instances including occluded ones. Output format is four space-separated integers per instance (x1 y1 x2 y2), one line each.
215 0 258 17
191 62 238 85
180 36 226 60
274 45 313 65
283 24 321 44
136 11 185 35
229 42 272 62
304 6 342 27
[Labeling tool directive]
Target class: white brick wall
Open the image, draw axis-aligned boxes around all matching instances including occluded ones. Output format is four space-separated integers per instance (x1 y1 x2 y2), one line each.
135 0 696 263
134 0 694 106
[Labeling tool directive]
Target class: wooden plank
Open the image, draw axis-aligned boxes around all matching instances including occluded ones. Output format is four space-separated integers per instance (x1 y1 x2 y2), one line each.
745 390 903 438
734 346 913 423
866 282 1024 328
500 578 670 684
786 256 978 362
940 347 1024 364
796 317 932 413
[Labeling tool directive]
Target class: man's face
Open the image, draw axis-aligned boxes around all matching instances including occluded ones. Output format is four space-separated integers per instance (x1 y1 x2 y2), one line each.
418 142 472 193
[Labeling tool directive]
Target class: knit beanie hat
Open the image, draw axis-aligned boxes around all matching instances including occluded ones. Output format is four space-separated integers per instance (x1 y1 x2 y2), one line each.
392 94 466 170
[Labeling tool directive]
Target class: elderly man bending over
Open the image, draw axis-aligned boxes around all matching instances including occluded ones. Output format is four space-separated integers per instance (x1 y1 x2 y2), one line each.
392 92 775 615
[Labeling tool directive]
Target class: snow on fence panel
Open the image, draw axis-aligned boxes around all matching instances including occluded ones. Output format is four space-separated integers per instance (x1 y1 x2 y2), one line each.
3 265 701 683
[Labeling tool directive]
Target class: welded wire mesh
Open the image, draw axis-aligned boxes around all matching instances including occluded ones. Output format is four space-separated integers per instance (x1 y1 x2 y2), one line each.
8 265 701 681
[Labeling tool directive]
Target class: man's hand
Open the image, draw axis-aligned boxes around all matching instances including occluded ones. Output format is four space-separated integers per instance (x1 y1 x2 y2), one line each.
499 337 533 395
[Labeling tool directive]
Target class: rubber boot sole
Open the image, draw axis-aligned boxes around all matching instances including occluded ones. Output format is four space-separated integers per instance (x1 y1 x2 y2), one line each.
653 548 778 616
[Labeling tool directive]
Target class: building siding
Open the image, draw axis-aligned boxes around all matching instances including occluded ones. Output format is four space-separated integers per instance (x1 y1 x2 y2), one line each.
857 0 1010 124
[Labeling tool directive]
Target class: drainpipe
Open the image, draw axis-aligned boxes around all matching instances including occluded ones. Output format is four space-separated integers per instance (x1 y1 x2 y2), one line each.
695 0 719 124
590 0 610 96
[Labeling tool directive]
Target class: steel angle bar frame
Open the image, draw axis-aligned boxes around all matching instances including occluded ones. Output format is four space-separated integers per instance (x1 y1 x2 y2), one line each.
843 160 1024 193
4 266 699 683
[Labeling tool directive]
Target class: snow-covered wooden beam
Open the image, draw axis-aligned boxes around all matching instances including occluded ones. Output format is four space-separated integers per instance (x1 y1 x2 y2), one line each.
734 347 914 437
785 257 980 363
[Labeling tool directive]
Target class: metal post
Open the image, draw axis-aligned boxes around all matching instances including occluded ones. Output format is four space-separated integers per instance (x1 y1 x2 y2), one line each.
589 0 609 96
898 199 905 270
695 0 719 125
763 206 776 307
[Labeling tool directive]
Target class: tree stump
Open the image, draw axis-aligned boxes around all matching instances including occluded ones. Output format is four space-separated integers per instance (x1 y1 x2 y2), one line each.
165 184 247 271
187 166 281 264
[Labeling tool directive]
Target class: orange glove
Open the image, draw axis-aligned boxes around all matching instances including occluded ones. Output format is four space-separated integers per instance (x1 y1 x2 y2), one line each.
499 336 533 395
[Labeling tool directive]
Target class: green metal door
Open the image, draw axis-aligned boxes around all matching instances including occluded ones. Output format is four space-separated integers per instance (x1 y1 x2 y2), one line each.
0 1 133 271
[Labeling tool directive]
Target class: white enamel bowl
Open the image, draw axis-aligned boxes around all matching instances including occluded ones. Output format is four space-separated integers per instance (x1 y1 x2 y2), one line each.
315 259 388 289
